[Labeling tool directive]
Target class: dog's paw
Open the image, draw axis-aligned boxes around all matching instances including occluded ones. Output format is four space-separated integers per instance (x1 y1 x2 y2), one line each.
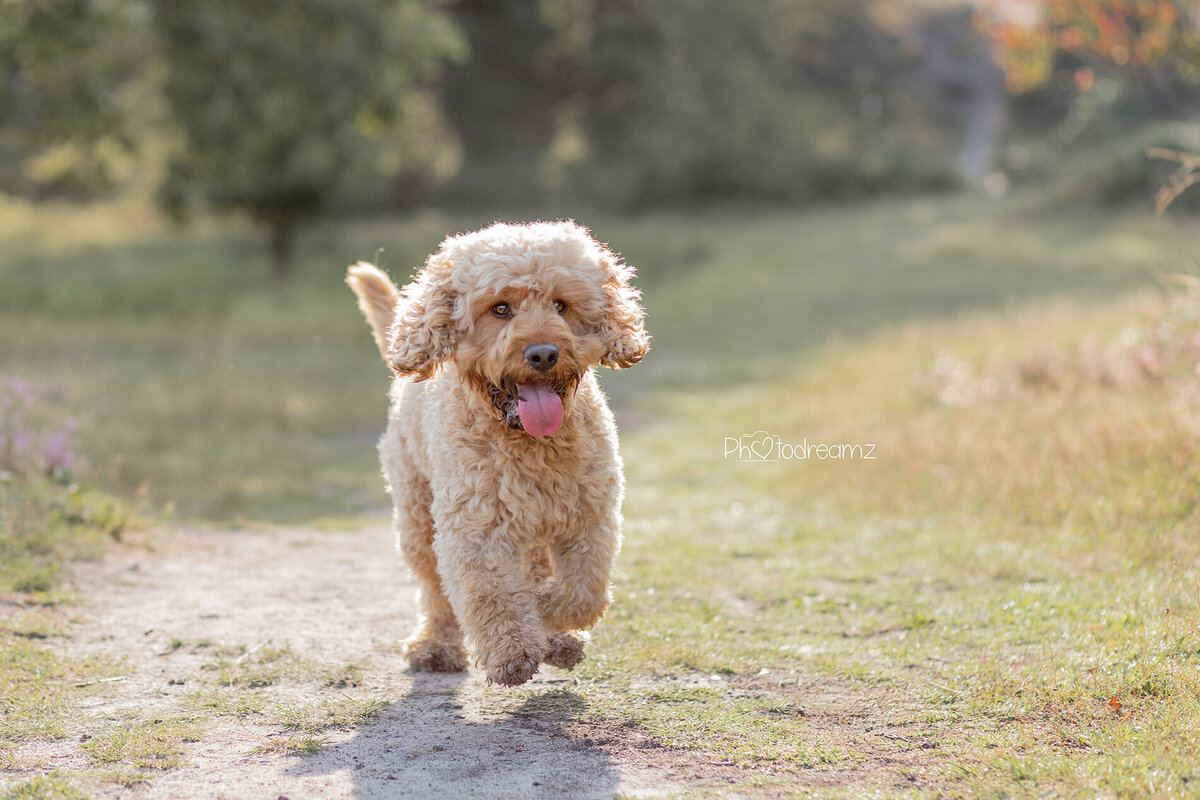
485 648 543 687
405 637 468 673
543 631 587 670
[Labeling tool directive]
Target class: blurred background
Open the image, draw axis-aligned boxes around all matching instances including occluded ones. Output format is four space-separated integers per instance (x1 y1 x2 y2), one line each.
2 0 1199 522
4 1 1200 225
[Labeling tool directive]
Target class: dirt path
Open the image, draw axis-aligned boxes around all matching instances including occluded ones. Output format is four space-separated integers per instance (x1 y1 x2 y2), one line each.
43 524 679 799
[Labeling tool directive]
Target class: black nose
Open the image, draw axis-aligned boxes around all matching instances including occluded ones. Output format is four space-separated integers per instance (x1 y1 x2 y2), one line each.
524 343 559 373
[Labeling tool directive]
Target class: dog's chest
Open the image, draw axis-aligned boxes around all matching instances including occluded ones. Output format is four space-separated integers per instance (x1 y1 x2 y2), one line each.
494 439 594 538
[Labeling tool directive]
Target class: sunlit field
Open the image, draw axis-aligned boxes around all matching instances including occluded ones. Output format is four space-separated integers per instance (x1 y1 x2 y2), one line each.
3 192 1200 796
2 193 1192 520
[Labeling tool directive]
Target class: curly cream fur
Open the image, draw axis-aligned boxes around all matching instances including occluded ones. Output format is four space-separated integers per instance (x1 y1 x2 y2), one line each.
346 221 648 687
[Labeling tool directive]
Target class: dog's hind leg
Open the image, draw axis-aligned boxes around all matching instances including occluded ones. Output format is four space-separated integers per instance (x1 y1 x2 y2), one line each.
388 463 468 673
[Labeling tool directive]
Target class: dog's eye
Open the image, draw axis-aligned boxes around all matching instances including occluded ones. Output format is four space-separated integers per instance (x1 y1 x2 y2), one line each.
491 302 513 318
553 299 567 314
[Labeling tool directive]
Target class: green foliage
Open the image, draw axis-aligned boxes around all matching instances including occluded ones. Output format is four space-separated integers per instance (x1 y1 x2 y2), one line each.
435 0 570 204
0 477 137 596
0 0 147 196
1 0 1196 223
152 0 464 273
0 371 140 596
442 0 877 206
979 0 1200 93
582 0 863 205
1034 121 1200 212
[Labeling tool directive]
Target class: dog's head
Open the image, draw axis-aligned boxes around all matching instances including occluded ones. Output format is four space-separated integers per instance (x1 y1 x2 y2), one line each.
387 220 649 437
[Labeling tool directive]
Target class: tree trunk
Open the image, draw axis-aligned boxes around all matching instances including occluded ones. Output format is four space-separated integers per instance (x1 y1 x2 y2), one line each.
268 214 296 279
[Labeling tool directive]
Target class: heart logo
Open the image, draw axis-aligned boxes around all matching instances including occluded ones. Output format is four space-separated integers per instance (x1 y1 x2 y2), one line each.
747 431 775 461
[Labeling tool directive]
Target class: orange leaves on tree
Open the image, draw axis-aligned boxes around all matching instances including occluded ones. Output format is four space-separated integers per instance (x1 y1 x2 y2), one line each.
974 0 1199 92
1060 25 1086 49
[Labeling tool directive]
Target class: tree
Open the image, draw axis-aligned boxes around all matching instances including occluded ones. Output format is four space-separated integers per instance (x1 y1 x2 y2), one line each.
436 0 870 206
153 0 464 276
435 0 573 206
975 0 1200 93
572 0 868 204
0 0 147 197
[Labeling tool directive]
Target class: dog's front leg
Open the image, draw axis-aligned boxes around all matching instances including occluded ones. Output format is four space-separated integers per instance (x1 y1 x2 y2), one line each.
431 528 548 687
539 519 620 633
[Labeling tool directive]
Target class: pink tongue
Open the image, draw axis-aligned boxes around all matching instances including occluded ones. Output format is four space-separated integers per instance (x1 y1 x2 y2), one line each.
517 383 563 438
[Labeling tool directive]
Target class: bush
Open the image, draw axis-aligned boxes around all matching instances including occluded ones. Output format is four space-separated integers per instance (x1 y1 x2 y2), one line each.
0 378 139 597
0 378 77 482
1033 122 1200 211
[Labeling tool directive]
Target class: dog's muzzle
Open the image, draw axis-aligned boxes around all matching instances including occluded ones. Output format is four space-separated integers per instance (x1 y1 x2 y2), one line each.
487 376 580 435
488 385 525 431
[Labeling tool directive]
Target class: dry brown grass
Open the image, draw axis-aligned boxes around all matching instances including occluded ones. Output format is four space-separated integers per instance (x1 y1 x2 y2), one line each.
597 282 1200 795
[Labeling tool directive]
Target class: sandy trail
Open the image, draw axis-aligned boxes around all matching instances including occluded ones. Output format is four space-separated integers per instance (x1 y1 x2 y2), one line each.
49 524 678 800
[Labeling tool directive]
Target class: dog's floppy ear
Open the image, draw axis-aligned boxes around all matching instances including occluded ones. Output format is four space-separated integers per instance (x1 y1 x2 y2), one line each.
597 253 650 369
387 253 457 380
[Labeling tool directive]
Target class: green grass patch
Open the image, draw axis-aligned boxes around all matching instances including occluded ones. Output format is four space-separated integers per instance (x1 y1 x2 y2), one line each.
273 696 387 734
0 604 127 765
95 767 156 788
0 772 89 800
198 642 320 688
252 735 327 756
81 719 203 771
180 687 268 720
0 638 89 743
4 195 1196 521
0 468 144 788
0 477 137 599
618 685 843 769
176 643 383 758
569 285 1200 794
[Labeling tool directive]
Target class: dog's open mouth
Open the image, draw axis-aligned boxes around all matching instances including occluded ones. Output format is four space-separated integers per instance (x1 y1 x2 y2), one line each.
488 379 575 437
515 382 563 438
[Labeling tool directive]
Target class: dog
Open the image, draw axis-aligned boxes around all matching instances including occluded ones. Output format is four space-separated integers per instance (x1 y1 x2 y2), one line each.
346 220 649 686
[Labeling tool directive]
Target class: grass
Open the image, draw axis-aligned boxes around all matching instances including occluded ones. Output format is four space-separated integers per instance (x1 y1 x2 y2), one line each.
3 193 1195 521
0 638 121 747
272 697 388 734
4 191 1200 796
0 472 139 798
0 382 144 795
0 478 137 599
81 719 203 772
179 640 386 737
0 772 89 800
565 285 1200 795
198 642 318 688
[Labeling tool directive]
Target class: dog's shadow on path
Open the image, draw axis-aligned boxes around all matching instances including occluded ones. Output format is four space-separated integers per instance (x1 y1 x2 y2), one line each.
284 672 623 799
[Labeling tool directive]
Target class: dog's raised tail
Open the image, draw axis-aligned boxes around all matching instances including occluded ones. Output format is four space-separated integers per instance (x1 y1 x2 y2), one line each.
346 262 400 359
